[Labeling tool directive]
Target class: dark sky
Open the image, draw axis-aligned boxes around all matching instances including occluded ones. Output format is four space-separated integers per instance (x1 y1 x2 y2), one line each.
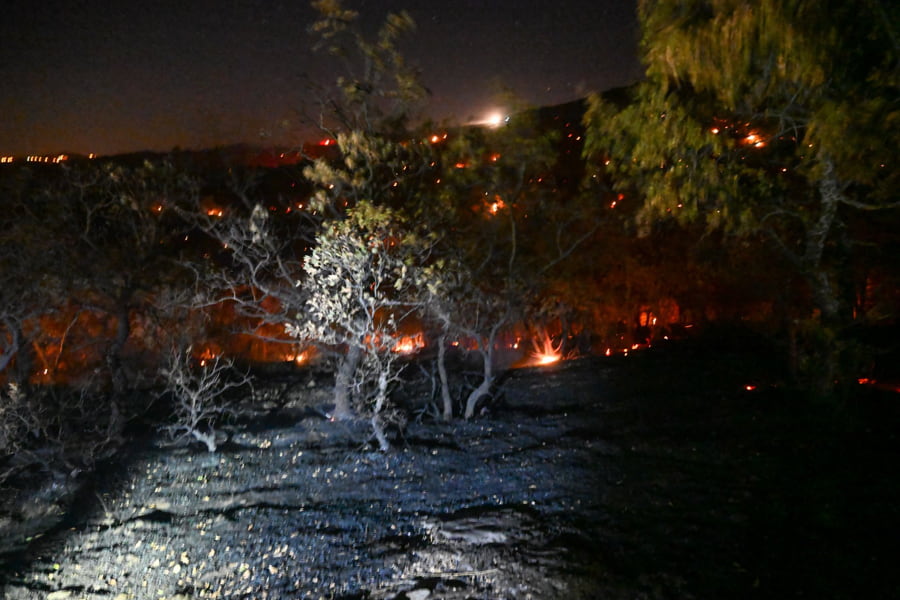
1 0 641 156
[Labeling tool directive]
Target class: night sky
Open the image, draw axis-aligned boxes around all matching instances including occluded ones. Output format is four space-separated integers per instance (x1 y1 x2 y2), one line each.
1 0 640 157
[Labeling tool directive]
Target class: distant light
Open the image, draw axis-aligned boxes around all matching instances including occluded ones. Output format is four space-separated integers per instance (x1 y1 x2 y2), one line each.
485 112 507 128
469 111 510 129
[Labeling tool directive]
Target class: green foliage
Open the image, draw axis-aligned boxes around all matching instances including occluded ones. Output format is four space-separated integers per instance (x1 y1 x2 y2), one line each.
303 129 435 218
298 1 440 434
585 0 900 389
310 0 426 135
289 200 427 442
290 201 418 349
585 86 744 234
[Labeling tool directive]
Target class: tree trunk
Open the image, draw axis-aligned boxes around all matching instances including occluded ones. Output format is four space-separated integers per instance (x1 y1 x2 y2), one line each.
803 158 845 395
371 370 390 451
191 428 218 453
437 333 453 421
464 345 493 419
0 319 19 375
107 300 131 395
10 323 34 387
332 344 360 420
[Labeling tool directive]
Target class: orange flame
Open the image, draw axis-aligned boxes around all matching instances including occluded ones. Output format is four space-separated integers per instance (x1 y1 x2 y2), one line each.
529 330 562 366
393 332 425 354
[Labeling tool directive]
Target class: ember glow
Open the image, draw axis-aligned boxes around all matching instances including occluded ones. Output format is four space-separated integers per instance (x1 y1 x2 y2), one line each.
857 378 900 393
286 349 313 365
488 195 507 215
742 132 766 148
196 347 219 361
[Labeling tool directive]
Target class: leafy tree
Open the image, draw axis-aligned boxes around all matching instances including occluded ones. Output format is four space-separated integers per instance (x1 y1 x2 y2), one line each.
296 0 437 430
419 99 598 419
287 202 427 448
307 0 426 137
38 161 201 392
585 0 900 389
0 166 57 385
201 1 435 440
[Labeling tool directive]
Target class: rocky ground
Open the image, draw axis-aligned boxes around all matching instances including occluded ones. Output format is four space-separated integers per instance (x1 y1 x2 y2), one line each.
2 343 899 599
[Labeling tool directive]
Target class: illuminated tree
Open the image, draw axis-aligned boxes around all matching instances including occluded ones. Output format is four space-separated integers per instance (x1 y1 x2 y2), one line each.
196 175 313 364
159 346 252 453
585 0 900 389
200 1 435 438
287 202 428 448
298 1 436 430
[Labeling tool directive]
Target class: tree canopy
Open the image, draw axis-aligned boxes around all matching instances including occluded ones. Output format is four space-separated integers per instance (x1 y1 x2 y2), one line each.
584 0 900 388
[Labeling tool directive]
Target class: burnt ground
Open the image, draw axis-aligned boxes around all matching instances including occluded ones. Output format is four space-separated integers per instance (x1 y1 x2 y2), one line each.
1 343 899 599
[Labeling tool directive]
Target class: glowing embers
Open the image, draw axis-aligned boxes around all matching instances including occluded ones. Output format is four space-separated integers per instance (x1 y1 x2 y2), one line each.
285 347 314 365
742 131 766 148
361 331 426 355
857 378 900 393
487 195 506 215
195 346 220 367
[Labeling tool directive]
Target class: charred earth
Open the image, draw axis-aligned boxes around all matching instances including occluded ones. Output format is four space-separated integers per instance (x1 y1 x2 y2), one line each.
1 342 899 599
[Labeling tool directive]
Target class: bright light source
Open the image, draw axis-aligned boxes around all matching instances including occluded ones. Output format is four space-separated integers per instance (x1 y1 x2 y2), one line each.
470 110 509 128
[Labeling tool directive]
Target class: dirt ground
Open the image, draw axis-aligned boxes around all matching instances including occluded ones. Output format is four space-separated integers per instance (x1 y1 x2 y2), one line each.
2 342 899 599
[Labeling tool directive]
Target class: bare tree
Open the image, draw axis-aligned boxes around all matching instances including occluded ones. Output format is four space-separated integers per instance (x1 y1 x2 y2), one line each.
0 381 124 487
159 346 252 453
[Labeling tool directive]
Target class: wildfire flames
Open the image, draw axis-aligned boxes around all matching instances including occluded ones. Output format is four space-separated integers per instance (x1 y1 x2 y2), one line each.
285 349 312 365
393 332 425 355
529 331 563 366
